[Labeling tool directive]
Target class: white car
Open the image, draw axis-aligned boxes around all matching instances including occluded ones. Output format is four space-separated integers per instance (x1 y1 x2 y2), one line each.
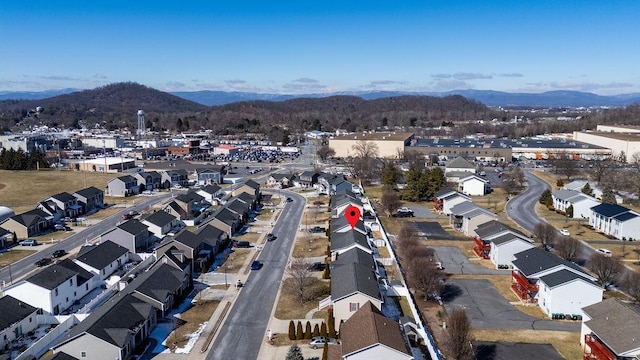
308 337 338 349
559 229 570 236
597 248 612 257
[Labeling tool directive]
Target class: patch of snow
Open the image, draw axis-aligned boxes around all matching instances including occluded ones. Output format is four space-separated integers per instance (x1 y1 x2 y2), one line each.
174 322 208 354
381 293 402 321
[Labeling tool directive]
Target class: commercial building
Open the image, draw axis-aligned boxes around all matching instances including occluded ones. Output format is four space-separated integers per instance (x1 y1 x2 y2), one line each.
329 132 414 158
574 128 640 162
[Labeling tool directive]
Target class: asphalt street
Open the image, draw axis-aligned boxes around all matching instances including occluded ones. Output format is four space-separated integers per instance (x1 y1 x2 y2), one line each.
207 190 305 360
433 246 509 275
505 171 550 234
0 193 172 286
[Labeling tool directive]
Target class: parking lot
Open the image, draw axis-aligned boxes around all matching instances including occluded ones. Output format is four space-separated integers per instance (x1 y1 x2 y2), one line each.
475 341 564 360
443 279 580 331
409 222 465 240
432 246 508 275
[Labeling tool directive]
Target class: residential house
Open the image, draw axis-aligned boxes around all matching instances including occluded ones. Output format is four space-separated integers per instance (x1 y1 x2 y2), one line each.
36 199 63 222
52 294 157 360
0 295 39 350
236 192 257 211
196 184 224 204
581 298 640 360
133 171 162 191
49 352 79 360
163 192 207 225
589 203 640 240
225 198 250 223
107 175 139 197
488 232 535 269
564 179 622 204
331 216 368 236
331 194 364 219
433 187 457 212
196 224 229 254
444 157 476 183
459 174 490 196
45 192 82 218
160 169 189 188
0 227 11 250
296 170 319 188
323 176 353 195
331 231 372 256
338 301 413 360
329 263 383 324
473 221 529 259
100 219 151 253
331 247 377 273
208 208 242 237
155 247 192 275
4 264 78 315
449 201 497 236
127 263 190 316
73 186 105 214
74 240 130 280
536 269 602 318
267 173 296 188
231 179 260 198
194 167 224 185
141 211 180 238
440 192 471 215
56 258 99 300
511 247 596 305
0 208 51 239
156 229 213 272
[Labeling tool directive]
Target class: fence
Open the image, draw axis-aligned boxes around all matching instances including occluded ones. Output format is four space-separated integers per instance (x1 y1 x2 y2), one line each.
16 315 81 360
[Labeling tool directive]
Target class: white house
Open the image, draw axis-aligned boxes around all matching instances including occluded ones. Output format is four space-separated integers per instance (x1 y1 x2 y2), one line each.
74 241 130 281
330 231 372 256
196 184 224 204
459 174 489 196
581 298 640 360
589 203 640 240
488 233 535 269
327 263 382 324
536 269 603 318
0 295 39 350
449 201 497 236
610 211 640 241
4 265 79 315
552 189 600 218
441 193 471 215
141 211 180 238
564 179 622 204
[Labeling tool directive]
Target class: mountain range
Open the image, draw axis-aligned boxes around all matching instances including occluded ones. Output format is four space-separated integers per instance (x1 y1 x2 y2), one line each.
2 87 640 108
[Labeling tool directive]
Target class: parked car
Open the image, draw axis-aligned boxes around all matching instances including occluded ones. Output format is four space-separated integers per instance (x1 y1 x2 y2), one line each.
235 241 251 248
267 233 277 241
250 260 262 270
559 229 570 236
34 258 51 267
597 248 612 257
307 262 325 271
52 249 67 258
312 201 325 206
54 223 66 231
394 210 414 218
309 226 326 233
19 239 38 246
309 336 338 349
286 197 293 202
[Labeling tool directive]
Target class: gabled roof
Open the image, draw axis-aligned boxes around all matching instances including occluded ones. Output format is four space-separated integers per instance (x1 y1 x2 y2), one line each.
332 247 376 271
331 195 363 209
175 191 205 203
196 167 223 174
331 231 370 252
56 294 154 349
243 179 260 190
141 211 177 227
236 192 255 204
0 295 37 331
117 219 149 235
490 232 533 246
196 224 226 244
459 174 489 183
174 229 201 249
49 192 76 203
475 220 527 239
552 189 583 201
131 264 186 305
199 184 222 195
215 208 239 222
270 173 295 181
226 199 248 215
434 187 456 199
49 352 79 360
582 298 640 355
446 157 475 169
590 203 630 218
613 211 638 222
111 175 137 184
26 264 77 290
512 247 587 278
163 169 189 177
331 263 381 302
75 240 129 270
449 201 483 215
56 258 94 285
8 208 49 226
442 192 470 201
73 186 103 199
340 301 412 358
538 269 599 289
463 208 497 220
331 216 366 233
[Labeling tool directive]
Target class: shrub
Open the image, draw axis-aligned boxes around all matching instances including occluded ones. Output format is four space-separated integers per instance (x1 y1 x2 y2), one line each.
288 320 296 340
313 323 320 337
296 321 304 340
305 321 312 339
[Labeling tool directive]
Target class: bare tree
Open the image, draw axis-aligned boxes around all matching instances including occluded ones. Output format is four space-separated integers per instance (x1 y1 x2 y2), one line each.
533 222 557 249
351 140 379 158
588 253 624 289
381 190 402 217
553 152 580 180
348 140 380 181
408 258 445 301
316 145 335 162
621 270 640 303
510 166 525 187
444 309 474 360
285 257 316 304
588 157 614 184
554 236 582 261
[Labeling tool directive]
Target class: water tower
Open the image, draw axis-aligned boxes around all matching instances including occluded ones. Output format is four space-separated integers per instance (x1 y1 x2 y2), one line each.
137 109 145 136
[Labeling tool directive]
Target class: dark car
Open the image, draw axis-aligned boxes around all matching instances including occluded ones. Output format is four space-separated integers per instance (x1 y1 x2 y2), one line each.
309 226 326 233
394 211 415 218
235 241 251 248
307 262 325 271
267 233 277 241
286 197 293 202
52 249 67 258
35 258 52 267
250 260 262 270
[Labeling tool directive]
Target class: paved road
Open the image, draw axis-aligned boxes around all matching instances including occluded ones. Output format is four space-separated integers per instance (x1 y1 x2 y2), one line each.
0 193 172 286
433 246 510 275
443 279 580 331
207 190 305 360
505 171 550 234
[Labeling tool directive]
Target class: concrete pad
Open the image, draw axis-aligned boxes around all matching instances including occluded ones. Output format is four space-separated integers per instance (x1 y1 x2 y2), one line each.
475 341 564 360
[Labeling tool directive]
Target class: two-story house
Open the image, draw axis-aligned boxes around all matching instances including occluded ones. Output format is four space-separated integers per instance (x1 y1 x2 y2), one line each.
141 211 180 238
74 240 130 280
231 179 260 198
589 203 640 240
581 298 640 360
296 170 319 188
73 186 105 215
0 295 39 350
194 167 224 185
107 175 139 197
134 171 163 191
161 169 189 188
196 184 224 204
100 219 151 253
46 192 82 219
328 263 383 324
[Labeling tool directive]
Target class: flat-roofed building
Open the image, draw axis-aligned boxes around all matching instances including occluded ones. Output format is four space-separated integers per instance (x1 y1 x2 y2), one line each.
574 130 640 162
329 132 414 158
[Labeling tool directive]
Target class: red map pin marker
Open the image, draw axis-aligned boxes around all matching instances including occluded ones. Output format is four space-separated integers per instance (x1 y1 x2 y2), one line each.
345 205 361 229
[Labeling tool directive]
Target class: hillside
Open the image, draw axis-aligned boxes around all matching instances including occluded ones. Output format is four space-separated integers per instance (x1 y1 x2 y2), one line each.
0 83 496 133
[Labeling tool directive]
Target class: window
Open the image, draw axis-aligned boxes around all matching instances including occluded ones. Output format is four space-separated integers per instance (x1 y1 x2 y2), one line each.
349 303 359 312
86 284 89 291
55 289 59 296
81 351 87 358
69 279 73 285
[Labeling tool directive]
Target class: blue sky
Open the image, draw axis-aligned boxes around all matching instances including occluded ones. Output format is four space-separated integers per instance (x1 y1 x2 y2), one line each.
1 1 638 94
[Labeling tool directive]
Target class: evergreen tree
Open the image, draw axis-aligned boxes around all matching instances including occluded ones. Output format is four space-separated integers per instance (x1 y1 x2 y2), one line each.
539 189 552 204
601 186 617 204
285 343 304 360
566 205 574 217
582 183 594 197
296 321 304 340
288 320 296 340
327 309 336 338
322 341 328 360
305 321 312 339
320 322 327 337
381 162 402 189
312 323 320 337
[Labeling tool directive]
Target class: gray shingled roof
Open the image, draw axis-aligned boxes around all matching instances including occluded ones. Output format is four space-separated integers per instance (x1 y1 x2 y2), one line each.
582 298 640 355
199 184 222 195
332 247 376 271
73 186 103 199
117 219 149 235
331 263 381 302
49 352 79 360
0 295 38 331
490 233 533 246
26 264 77 290
131 264 186 305
331 216 366 234
9 208 49 226
434 187 456 199
56 259 94 286
512 247 587 278
331 231 370 253
243 179 260 189
75 240 129 270
552 189 582 201
475 220 527 239
446 157 475 169
141 211 176 227
49 192 76 203
174 230 201 249
538 269 599 288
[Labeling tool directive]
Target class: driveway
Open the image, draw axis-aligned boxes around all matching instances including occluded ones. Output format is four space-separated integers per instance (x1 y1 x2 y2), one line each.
475 341 564 360
432 246 509 275
443 279 580 331
405 205 439 219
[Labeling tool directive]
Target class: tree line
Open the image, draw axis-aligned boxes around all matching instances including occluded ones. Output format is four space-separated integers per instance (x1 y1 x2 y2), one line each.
0 148 49 170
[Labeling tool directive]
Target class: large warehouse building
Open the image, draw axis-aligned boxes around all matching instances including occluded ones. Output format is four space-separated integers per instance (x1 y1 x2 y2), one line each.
574 125 640 162
329 132 414 158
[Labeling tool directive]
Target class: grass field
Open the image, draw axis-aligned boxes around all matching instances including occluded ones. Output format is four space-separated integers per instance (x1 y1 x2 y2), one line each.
169 300 219 350
0 169 119 213
0 249 36 267
274 278 330 319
